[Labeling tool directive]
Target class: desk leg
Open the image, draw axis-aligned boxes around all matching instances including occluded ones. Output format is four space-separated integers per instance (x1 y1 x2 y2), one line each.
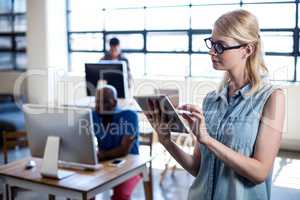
3 184 7 200
9 187 15 200
142 165 153 200
3 185 17 200
48 194 56 200
82 193 88 200
143 181 153 200
4 185 12 200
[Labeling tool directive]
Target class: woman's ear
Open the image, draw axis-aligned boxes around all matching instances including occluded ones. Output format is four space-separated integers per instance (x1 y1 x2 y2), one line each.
243 43 255 59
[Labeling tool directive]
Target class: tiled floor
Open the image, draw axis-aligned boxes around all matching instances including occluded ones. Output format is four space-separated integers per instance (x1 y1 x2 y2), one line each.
1 146 300 200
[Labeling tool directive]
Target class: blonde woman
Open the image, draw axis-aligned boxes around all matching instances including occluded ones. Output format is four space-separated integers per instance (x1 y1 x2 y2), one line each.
148 9 285 200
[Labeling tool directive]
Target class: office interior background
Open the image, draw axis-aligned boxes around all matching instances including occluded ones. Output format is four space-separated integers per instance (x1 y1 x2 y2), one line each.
0 0 300 199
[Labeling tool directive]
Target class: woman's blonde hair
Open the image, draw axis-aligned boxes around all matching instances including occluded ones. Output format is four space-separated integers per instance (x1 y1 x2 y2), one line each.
214 9 267 95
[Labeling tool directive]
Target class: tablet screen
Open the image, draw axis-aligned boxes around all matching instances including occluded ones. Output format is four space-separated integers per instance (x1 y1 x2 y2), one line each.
134 95 190 134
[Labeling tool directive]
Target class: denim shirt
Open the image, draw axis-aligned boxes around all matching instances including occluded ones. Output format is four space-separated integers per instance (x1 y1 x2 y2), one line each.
188 80 277 200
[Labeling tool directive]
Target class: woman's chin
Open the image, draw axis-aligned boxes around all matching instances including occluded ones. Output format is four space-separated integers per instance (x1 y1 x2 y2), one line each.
212 63 224 70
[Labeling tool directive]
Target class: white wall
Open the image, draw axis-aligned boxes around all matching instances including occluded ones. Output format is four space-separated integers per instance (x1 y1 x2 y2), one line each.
280 85 300 151
26 0 68 104
0 71 25 94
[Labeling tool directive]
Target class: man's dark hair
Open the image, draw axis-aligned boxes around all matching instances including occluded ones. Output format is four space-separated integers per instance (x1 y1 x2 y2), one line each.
109 37 120 47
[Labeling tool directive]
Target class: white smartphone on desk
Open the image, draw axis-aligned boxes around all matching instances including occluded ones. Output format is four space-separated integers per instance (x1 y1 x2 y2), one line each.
108 159 126 167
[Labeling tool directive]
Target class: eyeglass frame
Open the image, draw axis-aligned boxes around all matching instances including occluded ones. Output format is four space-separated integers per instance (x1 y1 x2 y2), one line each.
204 37 248 54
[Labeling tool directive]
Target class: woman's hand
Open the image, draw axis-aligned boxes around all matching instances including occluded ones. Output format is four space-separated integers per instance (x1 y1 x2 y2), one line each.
178 104 211 145
146 99 171 145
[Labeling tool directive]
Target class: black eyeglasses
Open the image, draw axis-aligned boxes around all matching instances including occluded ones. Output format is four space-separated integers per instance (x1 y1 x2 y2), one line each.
204 37 247 54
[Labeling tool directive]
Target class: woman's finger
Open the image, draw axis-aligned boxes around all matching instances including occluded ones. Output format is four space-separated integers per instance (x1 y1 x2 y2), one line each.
178 104 202 114
182 113 196 127
190 112 207 137
147 99 155 115
147 100 158 127
145 113 153 123
154 99 161 125
161 108 168 124
190 112 205 125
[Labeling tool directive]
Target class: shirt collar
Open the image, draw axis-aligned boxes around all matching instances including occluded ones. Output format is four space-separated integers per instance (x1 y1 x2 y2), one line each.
113 105 122 113
96 105 122 117
215 82 252 102
238 83 252 99
215 84 228 102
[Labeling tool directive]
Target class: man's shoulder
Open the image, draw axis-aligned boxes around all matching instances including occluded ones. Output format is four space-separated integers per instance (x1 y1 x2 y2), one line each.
92 110 100 120
101 52 111 60
119 54 129 61
92 110 97 116
117 109 138 121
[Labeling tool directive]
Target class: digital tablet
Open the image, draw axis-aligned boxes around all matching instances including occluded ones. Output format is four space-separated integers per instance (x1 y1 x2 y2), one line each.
134 95 190 134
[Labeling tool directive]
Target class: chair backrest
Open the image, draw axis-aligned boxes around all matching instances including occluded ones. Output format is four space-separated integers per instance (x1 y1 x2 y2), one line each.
2 131 28 164
138 118 154 157
140 131 153 146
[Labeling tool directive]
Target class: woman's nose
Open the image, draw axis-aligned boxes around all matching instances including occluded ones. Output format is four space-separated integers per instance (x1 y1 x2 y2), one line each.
208 47 217 56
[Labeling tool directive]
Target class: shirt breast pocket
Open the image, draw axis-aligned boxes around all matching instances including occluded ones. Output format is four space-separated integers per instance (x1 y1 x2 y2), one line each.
223 116 258 151
204 111 218 137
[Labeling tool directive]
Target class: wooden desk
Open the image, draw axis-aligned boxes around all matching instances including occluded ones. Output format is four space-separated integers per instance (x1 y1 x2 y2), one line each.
0 155 152 200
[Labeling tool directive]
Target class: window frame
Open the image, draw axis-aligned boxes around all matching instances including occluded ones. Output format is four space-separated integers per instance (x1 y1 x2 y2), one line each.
67 0 300 82
0 0 26 71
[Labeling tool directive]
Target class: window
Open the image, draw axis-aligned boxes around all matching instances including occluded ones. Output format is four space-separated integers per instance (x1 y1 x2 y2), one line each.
261 32 293 53
0 37 11 49
105 9 144 31
67 0 299 81
103 0 144 9
15 36 26 50
0 0 27 70
0 53 13 70
14 15 26 32
191 5 239 29
265 56 294 81
147 32 188 52
191 0 239 4
191 54 224 78
68 1 105 32
243 4 295 29
145 7 190 30
70 33 103 51
145 0 190 7
16 52 26 69
70 52 103 74
297 58 300 82
124 53 144 76
14 0 26 13
0 0 12 13
146 54 189 76
0 16 12 32
192 34 211 52
105 34 143 50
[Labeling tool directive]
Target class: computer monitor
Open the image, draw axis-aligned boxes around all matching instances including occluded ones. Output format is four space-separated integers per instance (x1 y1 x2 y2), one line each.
23 104 99 175
85 61 129 98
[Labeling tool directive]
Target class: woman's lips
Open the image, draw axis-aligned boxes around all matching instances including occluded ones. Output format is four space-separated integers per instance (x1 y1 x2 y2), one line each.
212 60 220 64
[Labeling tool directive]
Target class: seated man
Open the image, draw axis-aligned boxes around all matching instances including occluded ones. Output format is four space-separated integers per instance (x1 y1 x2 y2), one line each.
92 85 140 200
